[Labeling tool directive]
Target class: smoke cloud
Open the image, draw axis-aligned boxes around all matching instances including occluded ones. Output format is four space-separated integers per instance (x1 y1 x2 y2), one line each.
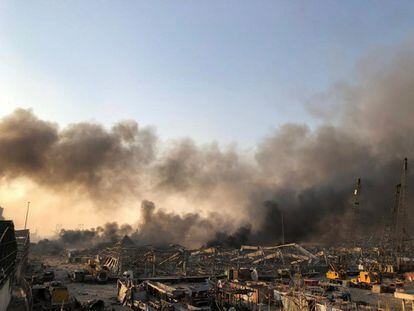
34 201 233 250
0 109 156 202
4 41 414 247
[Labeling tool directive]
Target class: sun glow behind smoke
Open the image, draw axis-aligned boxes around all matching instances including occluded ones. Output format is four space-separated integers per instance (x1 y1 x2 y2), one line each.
0 178 102 237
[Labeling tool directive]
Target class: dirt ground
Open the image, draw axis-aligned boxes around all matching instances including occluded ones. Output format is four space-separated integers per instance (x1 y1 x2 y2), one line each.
35 255 129 310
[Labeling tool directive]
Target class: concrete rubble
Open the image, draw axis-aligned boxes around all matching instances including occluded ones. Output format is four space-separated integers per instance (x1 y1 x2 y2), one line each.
11 236 412 311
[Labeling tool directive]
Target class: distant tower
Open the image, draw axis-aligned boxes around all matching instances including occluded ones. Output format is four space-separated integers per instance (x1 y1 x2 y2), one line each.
0 206 4 220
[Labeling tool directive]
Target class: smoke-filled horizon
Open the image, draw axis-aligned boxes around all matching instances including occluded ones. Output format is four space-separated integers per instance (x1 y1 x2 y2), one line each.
2 42 414 247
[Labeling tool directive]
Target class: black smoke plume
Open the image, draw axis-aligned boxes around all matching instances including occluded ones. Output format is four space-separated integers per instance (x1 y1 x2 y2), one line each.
206 225 252 248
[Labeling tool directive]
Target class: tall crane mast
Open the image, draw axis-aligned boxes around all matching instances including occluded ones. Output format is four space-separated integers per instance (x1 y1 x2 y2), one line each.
380 182 401 255
391 184 401 237
347 178 361 246
352 178 361 215
394 158 409 252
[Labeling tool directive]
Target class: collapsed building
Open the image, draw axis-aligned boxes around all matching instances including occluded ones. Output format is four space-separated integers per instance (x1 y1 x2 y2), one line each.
96 239 321 280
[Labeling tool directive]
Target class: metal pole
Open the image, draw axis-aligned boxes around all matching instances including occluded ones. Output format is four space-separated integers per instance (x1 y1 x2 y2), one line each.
24 201 30 230
281 211 285 244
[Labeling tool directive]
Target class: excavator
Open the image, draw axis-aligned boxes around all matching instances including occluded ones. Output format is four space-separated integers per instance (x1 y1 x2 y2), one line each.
326 269 346 281
326 263 346 281
326 264 380 288
324 251 379 288
324 251 347 282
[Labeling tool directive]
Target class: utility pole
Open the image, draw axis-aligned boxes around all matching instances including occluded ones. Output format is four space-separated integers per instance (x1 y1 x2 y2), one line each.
281 211 285 244
24 201 30 230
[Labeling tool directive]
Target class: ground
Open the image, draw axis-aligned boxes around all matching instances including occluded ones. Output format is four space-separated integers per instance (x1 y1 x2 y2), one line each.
35 255 129 310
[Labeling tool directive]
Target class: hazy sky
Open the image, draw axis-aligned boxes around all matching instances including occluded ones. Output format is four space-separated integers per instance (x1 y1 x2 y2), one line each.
1 1 414 147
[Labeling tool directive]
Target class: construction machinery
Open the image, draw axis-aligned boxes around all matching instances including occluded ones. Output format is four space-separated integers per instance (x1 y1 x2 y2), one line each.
348 178 362 245
32 281 73 310
394 158 409 253
350 271 380 288
379 158 412 273
85 259 109 283
326 269 346 281
352 178 361 215
382 158 410 253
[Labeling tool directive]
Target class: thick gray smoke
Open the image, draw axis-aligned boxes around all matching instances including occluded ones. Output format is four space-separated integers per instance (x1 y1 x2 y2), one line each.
4 42 414 247
32 222 135 253
246 42 414 244
34 201 231 250
0 110 156 201
131 200 226 247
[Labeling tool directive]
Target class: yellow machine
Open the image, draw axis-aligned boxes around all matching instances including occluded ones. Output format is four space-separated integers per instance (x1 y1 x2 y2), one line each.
379 263 396 275
351 271 380 286
326 269 346 280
